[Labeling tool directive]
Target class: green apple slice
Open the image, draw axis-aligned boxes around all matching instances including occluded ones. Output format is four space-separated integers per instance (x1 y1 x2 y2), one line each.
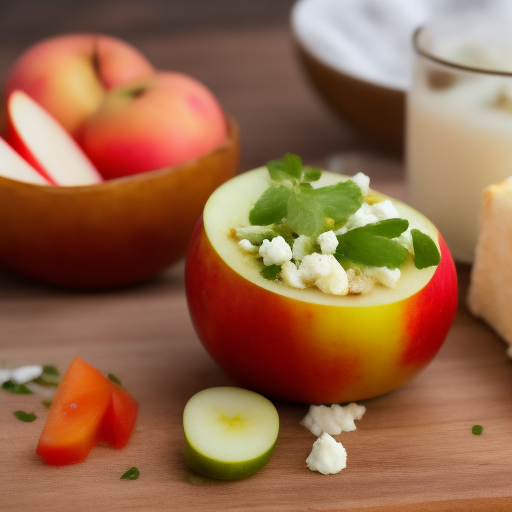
183 387 279 480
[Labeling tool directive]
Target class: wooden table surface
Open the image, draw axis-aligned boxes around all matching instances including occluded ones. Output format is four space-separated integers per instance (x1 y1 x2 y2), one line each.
2 2 512 511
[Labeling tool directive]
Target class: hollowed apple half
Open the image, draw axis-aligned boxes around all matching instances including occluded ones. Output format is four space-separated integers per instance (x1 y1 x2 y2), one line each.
0 117 239 288
185 168 458 404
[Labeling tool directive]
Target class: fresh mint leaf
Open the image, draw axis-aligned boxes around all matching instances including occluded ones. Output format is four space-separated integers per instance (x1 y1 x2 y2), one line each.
249 186 291 226
336 220 409 269
260 264 282 281
267 153 302 181
42 400 52 409
303 167 322 182
121 467 140 480
13 411 36 422
42 365 59 376
2 380 33 394
108 373 122 386
287 181 363 237
411 229 441 269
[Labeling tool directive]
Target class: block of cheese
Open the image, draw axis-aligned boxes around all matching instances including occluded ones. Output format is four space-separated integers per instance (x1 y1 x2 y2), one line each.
468 178 512 347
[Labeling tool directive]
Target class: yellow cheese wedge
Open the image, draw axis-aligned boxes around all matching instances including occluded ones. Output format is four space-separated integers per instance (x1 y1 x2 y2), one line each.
468 178 512 347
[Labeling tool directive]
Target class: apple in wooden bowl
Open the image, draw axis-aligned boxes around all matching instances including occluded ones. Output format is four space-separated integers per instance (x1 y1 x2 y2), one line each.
0 35 239 289
185 157 457 404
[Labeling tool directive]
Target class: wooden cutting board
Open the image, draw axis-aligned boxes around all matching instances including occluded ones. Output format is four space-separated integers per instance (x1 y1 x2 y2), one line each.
2 260 512 512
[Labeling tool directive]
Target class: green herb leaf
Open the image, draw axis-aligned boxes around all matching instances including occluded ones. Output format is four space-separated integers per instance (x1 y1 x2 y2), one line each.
42 400 53 409
2 380 33 394
13 410 36 422
472 425 483 435
108 373 122 386
249 186 291 226
303 167 322 182
267 153 302 181
260 264 282 281
121 467 140 480
34 365 60 386
336 220 410 269
411 229 441 269
287 181 363 237
235 225 276 245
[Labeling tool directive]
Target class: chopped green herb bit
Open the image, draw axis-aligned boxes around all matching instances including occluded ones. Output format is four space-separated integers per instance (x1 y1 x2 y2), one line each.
42 400 53 409
303 167 322 183
2 380 33 394
336 220 409 269
13 411 36 422
260 264 282 281
108 373 122 386
249 185 291 226
33 365 60 386
411 229 441 269
267 153 302 181
42 365 59 376
472 425 483 435
121 467 140 480
287 181 363 237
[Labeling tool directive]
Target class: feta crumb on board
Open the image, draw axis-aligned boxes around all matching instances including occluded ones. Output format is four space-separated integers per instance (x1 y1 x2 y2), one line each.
301 403 366 436
259 236 292 266
1 365 43 385
306 433 347 475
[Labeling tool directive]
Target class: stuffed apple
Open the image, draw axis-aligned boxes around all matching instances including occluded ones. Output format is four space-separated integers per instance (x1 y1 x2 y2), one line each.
185 155 458 404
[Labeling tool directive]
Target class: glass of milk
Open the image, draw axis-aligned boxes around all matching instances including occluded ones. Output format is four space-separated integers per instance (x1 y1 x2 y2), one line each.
406 6 512 263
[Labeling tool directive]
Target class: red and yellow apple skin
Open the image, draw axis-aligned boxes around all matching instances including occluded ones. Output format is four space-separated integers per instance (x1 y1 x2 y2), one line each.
5 33 154 136
185 178 458 405
77 71 228 180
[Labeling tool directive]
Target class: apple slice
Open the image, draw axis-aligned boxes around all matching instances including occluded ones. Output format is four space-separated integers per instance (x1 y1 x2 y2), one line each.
183 387 279 480
7 90 103 186
0 137 50 185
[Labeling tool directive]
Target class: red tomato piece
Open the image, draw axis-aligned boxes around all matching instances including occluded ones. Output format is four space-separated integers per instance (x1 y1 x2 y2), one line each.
101 381 139 449
36 357 111 466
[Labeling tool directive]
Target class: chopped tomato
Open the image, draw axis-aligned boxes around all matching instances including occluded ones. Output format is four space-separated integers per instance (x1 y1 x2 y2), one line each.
101 381 139 449
36 357 138 466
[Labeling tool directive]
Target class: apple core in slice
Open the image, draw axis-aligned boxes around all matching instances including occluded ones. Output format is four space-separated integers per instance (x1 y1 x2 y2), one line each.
183 387 279 480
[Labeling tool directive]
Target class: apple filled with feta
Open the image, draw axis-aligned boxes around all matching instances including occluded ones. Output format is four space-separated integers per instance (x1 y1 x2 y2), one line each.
186 155 458 404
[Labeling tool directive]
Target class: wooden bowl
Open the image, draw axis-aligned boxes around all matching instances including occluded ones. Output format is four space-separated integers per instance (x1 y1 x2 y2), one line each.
295 40 405 151
0 116 239 289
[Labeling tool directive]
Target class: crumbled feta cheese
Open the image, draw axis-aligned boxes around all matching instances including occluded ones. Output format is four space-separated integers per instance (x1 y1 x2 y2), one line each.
281 261 306 289
371 199 399 221
336 203 378 235
306 433 347 475
259 236 292 266
239 239 256 252
292 235 313 261
301 402 366 436
364 266 401 289
300 254 349 296
351 172 370 196
10 365 43 384
0 369 11 385
346 268 375 295
317 230 338 255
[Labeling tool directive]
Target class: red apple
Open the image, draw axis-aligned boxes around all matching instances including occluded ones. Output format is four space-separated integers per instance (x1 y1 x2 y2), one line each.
185 168 458 404
7 91 102 186
77 71 228 180
5 33 154 136
0 137 50 185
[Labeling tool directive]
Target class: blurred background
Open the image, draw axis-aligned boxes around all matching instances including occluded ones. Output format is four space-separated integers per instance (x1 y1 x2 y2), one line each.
0 0 390 173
